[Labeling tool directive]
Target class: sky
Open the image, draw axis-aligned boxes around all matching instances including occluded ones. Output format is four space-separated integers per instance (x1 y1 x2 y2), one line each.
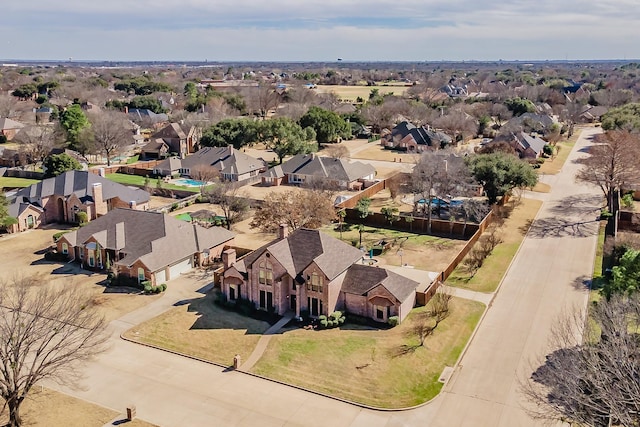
0 1 638 62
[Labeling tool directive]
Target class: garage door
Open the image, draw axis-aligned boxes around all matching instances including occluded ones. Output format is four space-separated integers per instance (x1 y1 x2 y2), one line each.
168 256 192 280
154 268 166 284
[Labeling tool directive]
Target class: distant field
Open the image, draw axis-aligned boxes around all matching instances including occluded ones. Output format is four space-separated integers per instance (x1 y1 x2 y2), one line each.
0 176 39 189
316 84 410 102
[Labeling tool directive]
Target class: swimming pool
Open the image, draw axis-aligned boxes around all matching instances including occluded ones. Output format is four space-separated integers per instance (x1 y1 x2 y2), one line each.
416 197 463 208
174 178 206 187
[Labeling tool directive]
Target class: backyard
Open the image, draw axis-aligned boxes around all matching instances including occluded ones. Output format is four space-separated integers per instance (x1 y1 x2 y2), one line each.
105 173 207 193
0 176 40 189
316 84 410 102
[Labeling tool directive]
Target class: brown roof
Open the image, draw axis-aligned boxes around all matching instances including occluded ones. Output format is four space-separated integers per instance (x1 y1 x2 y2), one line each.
153 122 187 140
342 264 419 301
63 208 234 272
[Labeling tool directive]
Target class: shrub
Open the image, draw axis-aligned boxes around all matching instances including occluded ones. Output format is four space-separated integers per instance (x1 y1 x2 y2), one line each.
52 231 69 242
318 315 327 322
320 319 328 328
337 316 345 325
388 316 400 327
76 211 88 225
153 286 161 294
160 283 167 292
622 193 635 209
44 251 68 262
143 284 152 293
170 203 179 212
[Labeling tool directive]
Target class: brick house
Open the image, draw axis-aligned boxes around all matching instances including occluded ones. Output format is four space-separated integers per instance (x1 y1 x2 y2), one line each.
151 122 201 158
0 118 25 141
57 208 235 285
381 121 452 152
6 170 150 233
222 226 419 323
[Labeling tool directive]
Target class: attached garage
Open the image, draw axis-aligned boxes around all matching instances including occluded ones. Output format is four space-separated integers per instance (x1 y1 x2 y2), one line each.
154 268 167 284
168 256 192 280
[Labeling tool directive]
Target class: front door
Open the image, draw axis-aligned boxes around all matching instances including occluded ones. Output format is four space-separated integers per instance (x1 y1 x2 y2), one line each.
266 291 273 311
308 297 322 317
290 294 296 311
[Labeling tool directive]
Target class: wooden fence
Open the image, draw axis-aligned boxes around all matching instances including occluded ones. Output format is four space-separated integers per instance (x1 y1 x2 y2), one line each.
336 179 387 209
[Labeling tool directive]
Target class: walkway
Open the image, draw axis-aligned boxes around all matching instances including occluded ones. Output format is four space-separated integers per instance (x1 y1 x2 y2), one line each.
44 128 602 426
240 312 294 371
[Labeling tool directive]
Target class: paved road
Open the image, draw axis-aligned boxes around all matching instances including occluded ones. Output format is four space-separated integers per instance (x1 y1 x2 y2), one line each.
48 128 602 426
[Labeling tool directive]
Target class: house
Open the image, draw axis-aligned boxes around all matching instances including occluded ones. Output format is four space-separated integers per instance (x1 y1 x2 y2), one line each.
222 226 419 323
154 146 267 182
261 154 376 190
57 208 235 285
381 121 452 152
511 132 547 159
128 108 168 125
6 170 150 233
579 105 609 123
140 139 170 160
151 122 201 158
442 84 468 98
0 118 25 141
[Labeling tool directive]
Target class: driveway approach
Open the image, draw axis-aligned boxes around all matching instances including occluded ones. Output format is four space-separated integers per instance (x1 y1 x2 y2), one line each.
48 128 602 427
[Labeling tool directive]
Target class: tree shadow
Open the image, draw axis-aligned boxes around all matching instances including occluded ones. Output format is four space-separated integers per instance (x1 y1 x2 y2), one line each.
527 217 600 238
571 275 592 291
547 194 603 217
389 344 420 358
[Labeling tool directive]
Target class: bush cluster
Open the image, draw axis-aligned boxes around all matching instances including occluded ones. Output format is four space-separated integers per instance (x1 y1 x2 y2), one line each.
388 316 400 327
44 251 68 262
141 280 167 294
318 311 346 329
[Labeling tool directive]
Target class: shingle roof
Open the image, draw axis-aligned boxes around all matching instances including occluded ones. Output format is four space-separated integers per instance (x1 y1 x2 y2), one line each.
517 132 547 155
8 171 150 216
342 264 419 301
0 118 25 130
388 121 452 147
153 123 187 140
279 154 375 182
159 146 265 176
141 139 168 153
63 208 234 273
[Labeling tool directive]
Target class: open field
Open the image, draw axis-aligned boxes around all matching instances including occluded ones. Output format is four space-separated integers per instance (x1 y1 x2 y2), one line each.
351 143 419 163
320 224 466 272
0 387 157 427
446 198 543 293
123 293 271 366
251 297 485 408
316 85 410 102
0 227 160 322
0 176 40 189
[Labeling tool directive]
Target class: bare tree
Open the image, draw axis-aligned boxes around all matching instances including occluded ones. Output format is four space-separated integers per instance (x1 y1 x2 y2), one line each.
13 125 56 166
576 131 640 221
523 295 640 427
241 85 281 118
324 144 349 159
205 181 249 230
0 276 108 427
87 111 133 166
189 164 219 193
0 95 16 118
250 189 336 233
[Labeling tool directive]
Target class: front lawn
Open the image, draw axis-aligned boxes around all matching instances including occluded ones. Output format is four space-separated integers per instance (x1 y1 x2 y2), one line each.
123 293 271 366
0 176 40 188
537 130 581 175
251 297 485 408
446 198 543 293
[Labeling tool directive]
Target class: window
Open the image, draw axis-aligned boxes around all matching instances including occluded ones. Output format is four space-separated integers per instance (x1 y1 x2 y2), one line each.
61 243 68 254
79 248 84 259
258 261 273 285
138 268 145 282
307 272 323 293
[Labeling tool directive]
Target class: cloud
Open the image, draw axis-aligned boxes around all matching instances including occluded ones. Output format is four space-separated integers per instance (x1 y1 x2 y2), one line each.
0 1 638 60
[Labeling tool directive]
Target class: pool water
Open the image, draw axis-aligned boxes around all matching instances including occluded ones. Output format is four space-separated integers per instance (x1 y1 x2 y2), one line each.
174 178 206 187
416 197 463 208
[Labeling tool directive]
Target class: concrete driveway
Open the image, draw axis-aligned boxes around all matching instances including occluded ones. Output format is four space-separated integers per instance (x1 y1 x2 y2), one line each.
47 128 602 426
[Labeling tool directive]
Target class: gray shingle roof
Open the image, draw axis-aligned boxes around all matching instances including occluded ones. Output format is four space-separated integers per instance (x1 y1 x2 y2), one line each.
342 264 419 301
517 132 547 155
279 154 375 182
158 146 265 176
63 208 234 273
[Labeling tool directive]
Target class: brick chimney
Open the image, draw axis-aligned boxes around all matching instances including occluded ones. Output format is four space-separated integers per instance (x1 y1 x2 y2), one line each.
278 224 288 239
92 183 108 216
222 248 236 269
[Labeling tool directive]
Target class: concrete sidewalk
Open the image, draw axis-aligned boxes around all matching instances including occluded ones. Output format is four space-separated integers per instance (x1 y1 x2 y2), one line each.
240 312 294 371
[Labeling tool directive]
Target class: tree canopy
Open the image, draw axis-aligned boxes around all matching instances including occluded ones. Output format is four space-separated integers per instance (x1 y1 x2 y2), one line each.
59 104 90 150
467 152 538 204
200 118 257 149
0 192 17 230
43 153 82 178
601 103 640 131
299 106 351 144
255 117 316 163
504 97 537 116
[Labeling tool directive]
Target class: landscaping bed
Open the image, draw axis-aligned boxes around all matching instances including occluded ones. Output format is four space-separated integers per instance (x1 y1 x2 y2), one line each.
251 297 485 408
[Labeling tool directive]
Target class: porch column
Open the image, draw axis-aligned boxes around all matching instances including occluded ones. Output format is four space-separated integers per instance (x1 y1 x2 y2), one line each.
295 282 301 318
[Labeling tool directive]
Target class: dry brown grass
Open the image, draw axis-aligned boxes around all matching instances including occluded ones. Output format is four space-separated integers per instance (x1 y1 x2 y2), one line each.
123 293 271 366
351 144 419 163
531 182 551 193
316 85 409 102
0 388 157 427
251 297 485 408
446 198 543 293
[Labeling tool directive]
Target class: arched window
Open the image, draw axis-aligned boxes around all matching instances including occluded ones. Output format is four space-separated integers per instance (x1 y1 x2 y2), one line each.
138 268 145 282
258 260 273 285
61 243 68 254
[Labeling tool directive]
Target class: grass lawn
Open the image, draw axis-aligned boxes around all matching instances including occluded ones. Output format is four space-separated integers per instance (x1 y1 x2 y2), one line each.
537 130 581 175
0 176 40 188
446 198 543 293
316 85 409 102
105 173 205 193
123 293 271 366
251 297 485 408
531 182 551 193
590 220 607 303
320 224 466 272
0 387 157 427
126 154 140 164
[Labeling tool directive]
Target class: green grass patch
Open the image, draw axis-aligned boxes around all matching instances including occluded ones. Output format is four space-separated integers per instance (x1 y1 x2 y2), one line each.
126 155 140 164
0 176 40 188
123 293 270 365
251 297 484 408
105 173 208 193
447 198 543 293
590 220 607 303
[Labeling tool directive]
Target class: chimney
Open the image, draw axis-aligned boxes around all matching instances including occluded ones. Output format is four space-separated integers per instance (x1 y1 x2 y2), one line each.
92 183 108 216
278 224 288 239
124 106 129 114
222 249 236 269
129 201 137 209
